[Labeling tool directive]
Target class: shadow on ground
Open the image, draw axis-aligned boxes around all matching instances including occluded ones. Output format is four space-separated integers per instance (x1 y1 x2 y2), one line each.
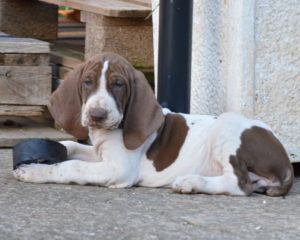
1 149 299 240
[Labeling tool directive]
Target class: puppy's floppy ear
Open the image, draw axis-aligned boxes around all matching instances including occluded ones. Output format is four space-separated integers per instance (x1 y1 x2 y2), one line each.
123 70 164 150
47 63 89 140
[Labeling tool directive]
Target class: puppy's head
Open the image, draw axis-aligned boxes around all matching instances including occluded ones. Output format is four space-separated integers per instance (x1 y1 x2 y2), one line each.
48 53 164 149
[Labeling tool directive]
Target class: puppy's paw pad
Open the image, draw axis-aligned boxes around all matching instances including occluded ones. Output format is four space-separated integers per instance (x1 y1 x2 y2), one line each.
172 175 206 194
13 164 45 183
13 166 32 182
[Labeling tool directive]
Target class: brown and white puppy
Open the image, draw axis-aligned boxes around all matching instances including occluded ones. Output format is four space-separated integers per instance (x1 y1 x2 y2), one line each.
13 53 294 196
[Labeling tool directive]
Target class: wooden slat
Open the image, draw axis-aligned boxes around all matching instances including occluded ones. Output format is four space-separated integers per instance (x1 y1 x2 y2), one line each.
0 105 45 117
50 52 83 69
58 31 85 38
38 0 151 18
0 66 51 105
0 37 50 54
0 53 49 66
58 17 86 28
121 0 152 7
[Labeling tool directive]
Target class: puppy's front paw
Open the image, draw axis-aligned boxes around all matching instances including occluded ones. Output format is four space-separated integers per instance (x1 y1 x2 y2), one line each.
13 166 27 182
13 164 49 183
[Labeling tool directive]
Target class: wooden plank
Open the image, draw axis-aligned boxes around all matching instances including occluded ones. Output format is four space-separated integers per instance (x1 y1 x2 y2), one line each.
38 0 151 18
80 11 152 26
0 105 45 117
58 31 85 38
0 126 76 147
50 52 83 69
0 53 49 66
58 17 86 28
0 66 51 105
122 0 152 7
0 38 50 54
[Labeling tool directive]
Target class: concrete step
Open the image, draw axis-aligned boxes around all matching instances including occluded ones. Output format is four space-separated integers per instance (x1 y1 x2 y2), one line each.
0 126 75 147
0 118 75 147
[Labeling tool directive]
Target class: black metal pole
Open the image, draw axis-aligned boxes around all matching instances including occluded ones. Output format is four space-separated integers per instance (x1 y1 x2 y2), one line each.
157 0 193 113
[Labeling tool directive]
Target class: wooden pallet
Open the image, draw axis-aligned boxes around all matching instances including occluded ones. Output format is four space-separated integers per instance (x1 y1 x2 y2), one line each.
0 32 76 147
0 33 51 117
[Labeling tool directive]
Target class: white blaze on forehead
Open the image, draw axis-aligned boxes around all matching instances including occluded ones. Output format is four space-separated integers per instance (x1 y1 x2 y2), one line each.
99 60 110 91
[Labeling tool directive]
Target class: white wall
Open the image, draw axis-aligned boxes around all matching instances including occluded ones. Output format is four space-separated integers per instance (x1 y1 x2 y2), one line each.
254 0 300 162
152 0 300 162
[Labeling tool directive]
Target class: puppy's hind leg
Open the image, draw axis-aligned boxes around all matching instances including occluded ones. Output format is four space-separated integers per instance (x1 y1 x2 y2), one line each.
172 173 250 196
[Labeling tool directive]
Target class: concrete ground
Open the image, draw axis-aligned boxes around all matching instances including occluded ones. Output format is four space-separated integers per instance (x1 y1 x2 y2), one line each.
1 149 299 240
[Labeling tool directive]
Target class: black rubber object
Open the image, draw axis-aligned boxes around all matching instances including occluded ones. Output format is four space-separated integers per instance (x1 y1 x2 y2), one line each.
13 139 68 170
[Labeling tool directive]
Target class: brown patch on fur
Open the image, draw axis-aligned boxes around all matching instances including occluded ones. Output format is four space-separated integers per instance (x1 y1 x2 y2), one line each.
121 70 164 150
229 156 252 196
231 126 294 196
147 114 189 171
48 62 89 139
105 57 133 114
81 61 102 103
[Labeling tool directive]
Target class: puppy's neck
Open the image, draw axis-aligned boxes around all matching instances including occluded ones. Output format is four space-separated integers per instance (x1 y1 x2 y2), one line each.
88 127 112 146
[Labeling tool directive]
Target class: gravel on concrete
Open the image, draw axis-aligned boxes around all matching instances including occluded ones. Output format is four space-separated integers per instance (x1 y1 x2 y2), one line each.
1 149 299 240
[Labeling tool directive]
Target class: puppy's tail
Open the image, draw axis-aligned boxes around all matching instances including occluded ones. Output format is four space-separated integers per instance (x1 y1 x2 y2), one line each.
266 167 294 197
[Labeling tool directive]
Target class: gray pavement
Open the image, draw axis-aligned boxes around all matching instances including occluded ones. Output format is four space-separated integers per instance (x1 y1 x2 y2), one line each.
1 149 300 240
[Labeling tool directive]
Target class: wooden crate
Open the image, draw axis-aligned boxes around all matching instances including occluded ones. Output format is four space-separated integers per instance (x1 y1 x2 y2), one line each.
0 33 51 117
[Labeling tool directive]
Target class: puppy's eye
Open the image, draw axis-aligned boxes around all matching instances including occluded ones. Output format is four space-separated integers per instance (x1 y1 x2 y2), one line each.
83 77 93 87
113 80 124 88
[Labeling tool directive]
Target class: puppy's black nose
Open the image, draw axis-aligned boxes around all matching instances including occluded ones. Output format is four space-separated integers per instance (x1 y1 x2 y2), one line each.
90 108 107 121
